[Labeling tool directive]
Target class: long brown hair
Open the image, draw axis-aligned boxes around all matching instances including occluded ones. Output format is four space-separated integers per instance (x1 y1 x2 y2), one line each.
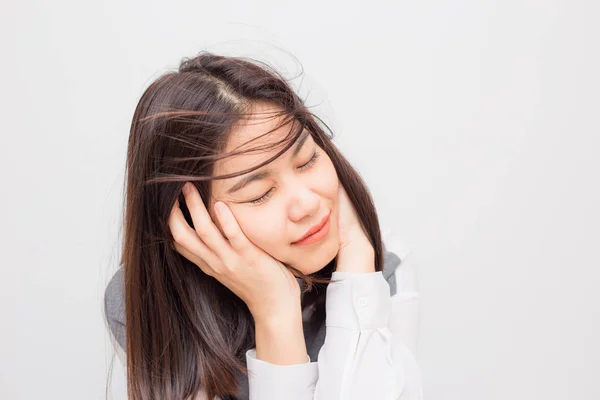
119 51 385 400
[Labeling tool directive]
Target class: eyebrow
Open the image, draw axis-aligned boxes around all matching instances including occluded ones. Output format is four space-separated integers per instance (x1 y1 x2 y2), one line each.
226 130 311 195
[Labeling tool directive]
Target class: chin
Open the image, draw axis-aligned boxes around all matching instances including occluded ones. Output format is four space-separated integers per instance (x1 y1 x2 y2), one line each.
295 241 339 275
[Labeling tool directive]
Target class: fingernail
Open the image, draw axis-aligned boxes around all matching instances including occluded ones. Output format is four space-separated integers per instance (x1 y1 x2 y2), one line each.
214 202 224 216
182 183 191 195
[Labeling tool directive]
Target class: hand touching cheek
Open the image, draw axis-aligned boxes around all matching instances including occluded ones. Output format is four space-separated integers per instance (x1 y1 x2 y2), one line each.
335 182 375 273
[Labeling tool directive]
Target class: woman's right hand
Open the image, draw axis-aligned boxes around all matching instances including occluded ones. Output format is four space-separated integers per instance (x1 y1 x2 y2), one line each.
168 182 301 323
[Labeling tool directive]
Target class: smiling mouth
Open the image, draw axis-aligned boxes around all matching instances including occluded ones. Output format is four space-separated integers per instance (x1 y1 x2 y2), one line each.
292 212 331 245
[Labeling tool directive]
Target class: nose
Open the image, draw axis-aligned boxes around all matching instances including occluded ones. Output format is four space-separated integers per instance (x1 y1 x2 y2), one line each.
288 183 320 222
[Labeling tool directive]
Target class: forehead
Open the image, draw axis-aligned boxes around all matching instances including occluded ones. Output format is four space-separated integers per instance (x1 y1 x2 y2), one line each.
218 105 306 169
223 103 292 154
212 103 308 189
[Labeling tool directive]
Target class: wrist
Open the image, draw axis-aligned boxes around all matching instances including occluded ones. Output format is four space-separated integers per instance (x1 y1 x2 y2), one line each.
253 306 302 329
254 308 308 365
336 240 375 273
249 294 302 325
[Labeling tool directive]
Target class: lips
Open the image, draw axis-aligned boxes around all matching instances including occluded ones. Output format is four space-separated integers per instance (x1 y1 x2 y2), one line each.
293 212 330 243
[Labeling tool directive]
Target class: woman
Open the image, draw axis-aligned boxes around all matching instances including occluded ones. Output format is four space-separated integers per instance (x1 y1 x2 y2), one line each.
103 51 422 400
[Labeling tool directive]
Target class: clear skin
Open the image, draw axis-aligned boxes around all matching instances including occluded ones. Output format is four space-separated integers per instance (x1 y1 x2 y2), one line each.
209 104 341 277
168 102 375 365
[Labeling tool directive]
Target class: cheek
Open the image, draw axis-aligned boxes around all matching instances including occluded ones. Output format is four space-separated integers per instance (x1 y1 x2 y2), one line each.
317 155 340 197
231 208 286 252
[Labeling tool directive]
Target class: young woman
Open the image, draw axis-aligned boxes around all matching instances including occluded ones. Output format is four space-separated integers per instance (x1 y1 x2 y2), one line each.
103 51 422 400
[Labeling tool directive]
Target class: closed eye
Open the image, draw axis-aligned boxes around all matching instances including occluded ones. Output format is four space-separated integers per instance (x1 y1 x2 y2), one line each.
298 150 320 171
247 151 321 205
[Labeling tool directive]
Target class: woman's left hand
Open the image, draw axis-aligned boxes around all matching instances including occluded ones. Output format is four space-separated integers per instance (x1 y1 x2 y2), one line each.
336 182 375 273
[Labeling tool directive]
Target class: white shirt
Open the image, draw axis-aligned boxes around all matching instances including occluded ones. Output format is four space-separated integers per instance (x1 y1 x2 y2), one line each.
106 232 422 399
243 232 422 400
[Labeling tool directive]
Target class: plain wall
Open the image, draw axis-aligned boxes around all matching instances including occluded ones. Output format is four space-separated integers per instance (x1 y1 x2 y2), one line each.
1 0 598 399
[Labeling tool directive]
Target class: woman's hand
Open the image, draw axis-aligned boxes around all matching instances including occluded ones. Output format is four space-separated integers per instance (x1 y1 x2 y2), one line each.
336 183 375 273
168 182 301 323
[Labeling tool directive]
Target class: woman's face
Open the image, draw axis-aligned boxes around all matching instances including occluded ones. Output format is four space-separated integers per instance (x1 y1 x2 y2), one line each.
209 103 341 275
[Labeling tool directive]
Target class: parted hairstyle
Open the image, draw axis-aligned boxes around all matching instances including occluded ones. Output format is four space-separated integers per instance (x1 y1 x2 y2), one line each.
117 51 385 400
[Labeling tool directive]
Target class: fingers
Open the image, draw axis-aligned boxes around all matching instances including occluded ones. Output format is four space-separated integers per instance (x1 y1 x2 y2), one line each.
173 241 213 277
181 182 235 262
168 197 221 271
213 201 251 254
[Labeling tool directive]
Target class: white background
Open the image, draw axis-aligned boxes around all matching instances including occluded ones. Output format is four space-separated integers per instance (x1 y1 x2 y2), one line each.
1 1 598 399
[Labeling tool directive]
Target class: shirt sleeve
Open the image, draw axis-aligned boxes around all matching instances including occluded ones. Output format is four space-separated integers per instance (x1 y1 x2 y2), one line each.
245 248 423 400
104 268 127 369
